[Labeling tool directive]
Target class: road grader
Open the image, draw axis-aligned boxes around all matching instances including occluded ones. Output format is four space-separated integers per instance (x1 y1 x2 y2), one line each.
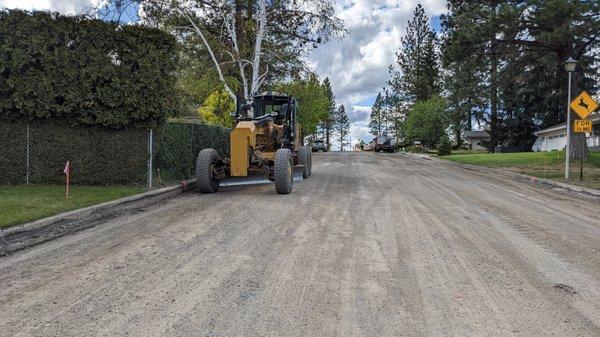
196 92 312 194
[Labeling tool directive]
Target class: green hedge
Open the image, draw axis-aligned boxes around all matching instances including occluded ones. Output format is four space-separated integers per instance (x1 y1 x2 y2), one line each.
155 122 230 182
0 121 147 185
0 9 179 128
0 121 230 186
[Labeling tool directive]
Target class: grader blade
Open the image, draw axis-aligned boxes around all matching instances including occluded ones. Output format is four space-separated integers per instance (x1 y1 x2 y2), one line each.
219 166 305 187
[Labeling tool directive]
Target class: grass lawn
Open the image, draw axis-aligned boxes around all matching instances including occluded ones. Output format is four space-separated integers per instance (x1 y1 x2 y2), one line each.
0 185 143 229
440 151 600 190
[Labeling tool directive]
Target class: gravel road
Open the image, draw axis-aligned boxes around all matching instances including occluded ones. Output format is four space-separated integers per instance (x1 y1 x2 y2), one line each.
2 152 600 336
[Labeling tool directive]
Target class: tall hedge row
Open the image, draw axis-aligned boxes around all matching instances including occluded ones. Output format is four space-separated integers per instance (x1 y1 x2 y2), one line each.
0 10 179 128
0 121 147 185
155 122 230 181
0 121 230 185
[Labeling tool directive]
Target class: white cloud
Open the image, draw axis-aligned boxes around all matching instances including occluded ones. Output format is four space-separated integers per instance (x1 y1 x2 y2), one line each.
0 0 50 10
0 0 99 14
308 0 447 149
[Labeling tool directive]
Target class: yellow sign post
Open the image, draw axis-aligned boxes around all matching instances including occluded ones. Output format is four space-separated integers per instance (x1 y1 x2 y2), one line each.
570 91 599 119
574 119 592 133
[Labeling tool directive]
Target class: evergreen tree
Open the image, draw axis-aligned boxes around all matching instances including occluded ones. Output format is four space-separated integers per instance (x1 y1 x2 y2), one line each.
442 0 600 156
320 77 336 150
334 104 350 151
368 92 386 136
388 4 440 103
437 133 452 156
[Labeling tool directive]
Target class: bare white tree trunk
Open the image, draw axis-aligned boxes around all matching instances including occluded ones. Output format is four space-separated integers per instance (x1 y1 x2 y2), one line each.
251 0 267 95
183 13 237 102
179 0 269 102
224 9 249 99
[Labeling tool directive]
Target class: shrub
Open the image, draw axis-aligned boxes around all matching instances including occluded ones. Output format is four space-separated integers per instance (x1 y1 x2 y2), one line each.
437 134 452 156
155 122 230 182
404 97 449 148
0 121 230 185
0 121 147 185
0 9 179 128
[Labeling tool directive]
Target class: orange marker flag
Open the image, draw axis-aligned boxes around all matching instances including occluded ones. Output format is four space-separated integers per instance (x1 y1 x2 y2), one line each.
63 161 70 200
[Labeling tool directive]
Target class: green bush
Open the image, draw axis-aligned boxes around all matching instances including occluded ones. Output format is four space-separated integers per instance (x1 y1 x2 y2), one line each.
0 121 230 185
404 97 449 148
0 121 147 185
155 122 230 182
437 134 452 156
0 9 178 128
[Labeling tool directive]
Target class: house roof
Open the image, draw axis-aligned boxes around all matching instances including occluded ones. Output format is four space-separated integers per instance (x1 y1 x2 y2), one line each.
533 113 600 136
464 130 490 139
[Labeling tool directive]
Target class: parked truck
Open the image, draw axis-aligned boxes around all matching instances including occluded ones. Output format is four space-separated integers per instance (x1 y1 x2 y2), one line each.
373 135 396 153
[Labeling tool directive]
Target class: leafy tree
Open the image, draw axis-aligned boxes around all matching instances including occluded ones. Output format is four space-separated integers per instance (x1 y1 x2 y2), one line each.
276 73 330 137
404 97 449 148
333 104 350 151
198 89 235 127
368 92 386 136
140 0 343 101
388 4 440 103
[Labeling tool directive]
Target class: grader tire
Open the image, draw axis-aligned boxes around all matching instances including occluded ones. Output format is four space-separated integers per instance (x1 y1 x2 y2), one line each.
274 148 293 194
196 148 220 194
298 146 311 179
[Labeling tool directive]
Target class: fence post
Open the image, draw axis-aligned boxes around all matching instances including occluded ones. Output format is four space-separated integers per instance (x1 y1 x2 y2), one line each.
147 129 153 189
189 123 194 178
26 124 30 185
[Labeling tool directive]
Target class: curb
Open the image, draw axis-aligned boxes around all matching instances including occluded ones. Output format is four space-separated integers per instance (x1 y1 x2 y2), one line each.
405 153 600 199
0 179 197 255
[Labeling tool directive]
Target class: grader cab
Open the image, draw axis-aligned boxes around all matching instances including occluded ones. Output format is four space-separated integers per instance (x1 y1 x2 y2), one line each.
195 92 312 194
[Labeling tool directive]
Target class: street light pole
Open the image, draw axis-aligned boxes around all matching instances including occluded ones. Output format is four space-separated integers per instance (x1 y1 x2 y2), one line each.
565 70 572 180
563 57 577 181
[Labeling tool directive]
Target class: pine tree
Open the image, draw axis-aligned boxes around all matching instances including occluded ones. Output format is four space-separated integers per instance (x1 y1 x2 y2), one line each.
388 4 440 103
321 77 336 150
334 104 350 151
368 92 385 136
443 0 599 155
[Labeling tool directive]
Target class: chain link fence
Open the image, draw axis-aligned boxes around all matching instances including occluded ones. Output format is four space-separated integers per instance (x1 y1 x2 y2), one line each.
0 121 230 188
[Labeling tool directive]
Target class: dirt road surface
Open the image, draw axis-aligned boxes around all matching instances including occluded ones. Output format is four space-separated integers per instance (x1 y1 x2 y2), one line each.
2 152 600 336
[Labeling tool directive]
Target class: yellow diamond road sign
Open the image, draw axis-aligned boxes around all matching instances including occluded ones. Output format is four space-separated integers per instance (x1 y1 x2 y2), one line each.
570 90 599 119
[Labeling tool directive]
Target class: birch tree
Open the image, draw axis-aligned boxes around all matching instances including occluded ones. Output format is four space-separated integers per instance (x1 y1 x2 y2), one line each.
139 0 343 102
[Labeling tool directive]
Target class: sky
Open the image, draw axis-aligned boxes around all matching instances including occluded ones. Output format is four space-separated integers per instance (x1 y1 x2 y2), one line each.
0 0 449 149
307 0 447 148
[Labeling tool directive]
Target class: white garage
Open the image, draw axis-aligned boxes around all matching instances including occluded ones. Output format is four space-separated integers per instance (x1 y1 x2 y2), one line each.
532 114 600 151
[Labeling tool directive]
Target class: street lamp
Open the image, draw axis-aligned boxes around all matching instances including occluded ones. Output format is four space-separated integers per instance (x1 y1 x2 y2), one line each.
563 57 577 180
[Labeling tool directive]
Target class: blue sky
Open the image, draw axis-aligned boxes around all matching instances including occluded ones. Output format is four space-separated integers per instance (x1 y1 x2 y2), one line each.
1 0 448 147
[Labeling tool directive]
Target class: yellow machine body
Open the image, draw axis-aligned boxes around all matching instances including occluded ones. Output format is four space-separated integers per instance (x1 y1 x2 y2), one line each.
229 120 301 177
230 121 257 176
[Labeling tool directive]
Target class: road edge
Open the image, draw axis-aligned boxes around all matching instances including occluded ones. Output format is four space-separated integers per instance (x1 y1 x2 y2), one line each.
406 153 600 200
0 179 197 255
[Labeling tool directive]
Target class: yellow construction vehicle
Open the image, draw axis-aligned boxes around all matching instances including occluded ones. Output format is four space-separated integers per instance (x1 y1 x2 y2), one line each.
196 92 312 194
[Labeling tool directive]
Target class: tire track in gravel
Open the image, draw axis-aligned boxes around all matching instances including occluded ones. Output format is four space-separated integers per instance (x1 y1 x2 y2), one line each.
3 152 600 336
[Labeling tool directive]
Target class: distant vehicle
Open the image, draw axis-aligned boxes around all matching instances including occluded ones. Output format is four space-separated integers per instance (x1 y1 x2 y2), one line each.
373 135 396 153
312 139 328 152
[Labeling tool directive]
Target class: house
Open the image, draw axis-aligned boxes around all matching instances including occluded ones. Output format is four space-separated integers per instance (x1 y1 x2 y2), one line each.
532 114 600 151
463 131 490 150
